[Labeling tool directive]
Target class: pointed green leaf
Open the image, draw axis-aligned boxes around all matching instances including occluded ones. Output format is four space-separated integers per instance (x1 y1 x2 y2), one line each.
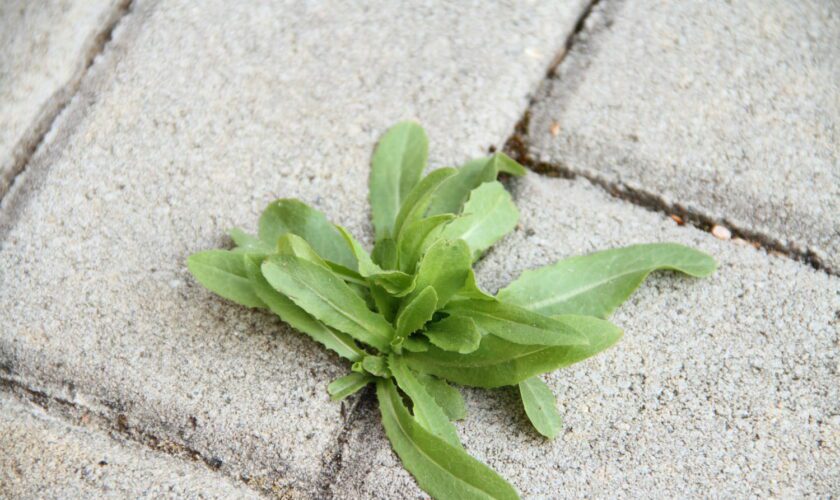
397 214 455 273
376 379 519 500
277 232 367 287
188 250 266 308
425 153 521 217
424 316 481 354
361 355 391 377
425 157 498 216
519 377 563 439
445 300 588 347
415 373 466 421
402 336 431 353
407 239 471 309
277 233 329 266
335 224 414 293
370 283 399 323
404 315 622 388
245 257 363 361
393 167 457 240
498 243 717 318
453 269 496 302
258 199 357 269
494 152 527 177
440 181 519 261
390 355 462 448
395 287 438 342
372 237 398 270
261 255 394 351
229 227 274 255
370 122 429 241
335 224 381 275
328 372 372 401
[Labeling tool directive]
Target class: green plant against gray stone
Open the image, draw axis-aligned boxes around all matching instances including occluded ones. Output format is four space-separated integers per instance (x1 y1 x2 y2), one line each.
187 122 716 499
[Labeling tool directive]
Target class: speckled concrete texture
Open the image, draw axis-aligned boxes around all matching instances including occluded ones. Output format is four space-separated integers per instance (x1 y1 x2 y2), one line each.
525 0 840 271
330 174 840 498
0 0 589 496
0 0 127 197
0 394 258 499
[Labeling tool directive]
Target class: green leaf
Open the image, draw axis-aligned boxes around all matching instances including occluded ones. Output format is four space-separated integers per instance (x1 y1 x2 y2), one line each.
397 214 455 273
258 199 357 269
229 227 274 255
453 269 496 302
245 257 363 361
424 316 481 354
335 224 414 293
390 355 462 448
402 336 431 353
335 224 380 275
372 237 398 270
393 167 457 240
277 232 368 288
440 181 519 261
328 372 372 401
395 287 438 343
404 315 622 388
425 153 523 217
444 300 588 347
277 233 330 266
518 377 562 439
375 379 519 500
497 243 717 318
188 250 266 308
415 373 466 421
425 157 497 216
371 272 416 297
407 239 471 309
370 283 399 323
361 355 390 377
369 122 429 241
494 152 527 177
261 255 394 352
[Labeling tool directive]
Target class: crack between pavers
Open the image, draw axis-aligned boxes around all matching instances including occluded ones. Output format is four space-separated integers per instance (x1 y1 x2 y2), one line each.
0 375 271 498
502 0 835 277
314 385 375 499
0 0 133 202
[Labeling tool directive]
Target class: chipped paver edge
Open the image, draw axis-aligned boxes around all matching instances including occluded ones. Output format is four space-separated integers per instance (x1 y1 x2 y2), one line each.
505 0 836 276
0 0 134 202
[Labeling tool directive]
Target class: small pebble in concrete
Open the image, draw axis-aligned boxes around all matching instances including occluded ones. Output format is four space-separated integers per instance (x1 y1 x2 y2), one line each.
712 224 732 240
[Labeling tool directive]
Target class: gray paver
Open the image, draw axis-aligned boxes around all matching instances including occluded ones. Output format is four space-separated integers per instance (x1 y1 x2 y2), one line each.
0 0 589 495
0 393 258 499
331 173 840 498
0 0 126 197
525 0 840 271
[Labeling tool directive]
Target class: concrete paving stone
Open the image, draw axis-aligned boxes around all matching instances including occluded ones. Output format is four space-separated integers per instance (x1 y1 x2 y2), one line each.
0 0 590 496
0 393 258 499
0 0 128 197
330 173 840 499
524 0 840 271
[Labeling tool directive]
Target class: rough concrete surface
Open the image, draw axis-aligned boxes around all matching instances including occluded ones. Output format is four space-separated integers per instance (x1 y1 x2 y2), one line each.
0 0 127 197
525 0 840 271
331 174 839 498
0 0 589 496
0 393 257 499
